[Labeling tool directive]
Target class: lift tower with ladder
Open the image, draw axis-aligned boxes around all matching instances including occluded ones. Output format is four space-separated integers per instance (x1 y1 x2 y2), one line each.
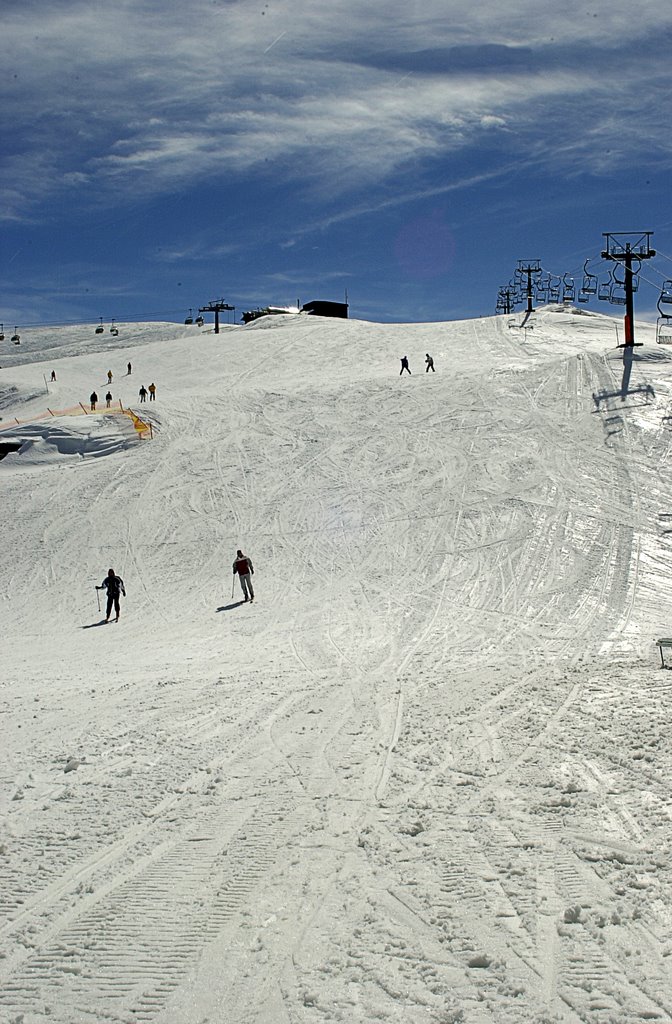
199 300 235 334
601 232 655 347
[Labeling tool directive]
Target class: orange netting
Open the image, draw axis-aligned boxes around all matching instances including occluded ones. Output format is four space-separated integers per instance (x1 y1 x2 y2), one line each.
0 400 153 438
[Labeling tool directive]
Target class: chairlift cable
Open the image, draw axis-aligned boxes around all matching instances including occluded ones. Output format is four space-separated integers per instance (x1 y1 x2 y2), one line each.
8 308 191 329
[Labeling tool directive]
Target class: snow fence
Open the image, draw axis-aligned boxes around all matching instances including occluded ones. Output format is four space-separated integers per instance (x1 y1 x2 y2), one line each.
0 400 154 439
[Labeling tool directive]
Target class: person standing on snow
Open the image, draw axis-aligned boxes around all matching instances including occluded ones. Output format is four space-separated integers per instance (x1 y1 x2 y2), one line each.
107 370 113 384
139 385 148 402
50 370 56 382
90 391 98 411
232 549 255 602
425 353 435 372
105 390 113 408
96 568 126 622
148 382 156 401
127 362 132 375
400 356 411 375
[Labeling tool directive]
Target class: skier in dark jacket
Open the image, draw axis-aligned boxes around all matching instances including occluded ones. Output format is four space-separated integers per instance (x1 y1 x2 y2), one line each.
425 353 435 372
400 356 411 375
232 550 254 602
96 568 126 622
90 391 98 410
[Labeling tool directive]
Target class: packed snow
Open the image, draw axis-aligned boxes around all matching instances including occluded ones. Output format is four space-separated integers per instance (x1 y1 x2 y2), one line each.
1 306 672 1024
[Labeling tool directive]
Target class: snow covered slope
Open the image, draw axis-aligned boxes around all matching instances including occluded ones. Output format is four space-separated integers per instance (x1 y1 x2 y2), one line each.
1 307 672 1024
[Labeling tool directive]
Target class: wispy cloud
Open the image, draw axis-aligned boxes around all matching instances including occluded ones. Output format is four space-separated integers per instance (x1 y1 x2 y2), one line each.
2 0 672 222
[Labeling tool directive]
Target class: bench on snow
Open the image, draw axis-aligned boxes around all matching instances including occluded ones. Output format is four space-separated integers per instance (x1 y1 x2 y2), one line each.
655 637 672 668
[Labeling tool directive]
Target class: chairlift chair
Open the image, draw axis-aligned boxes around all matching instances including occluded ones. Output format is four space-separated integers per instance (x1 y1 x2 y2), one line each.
0 324 4 341
597 280 611 301
95 317 104 334
562 275 576 302
581 260 598 294
110 320 119 336
11 327 20 343
657 317 672 344
549 286 560 302
610 284 627 305
656 291 672 343
577 290 590 303
195 315 204 327
659 281 672 305
184 309 194 325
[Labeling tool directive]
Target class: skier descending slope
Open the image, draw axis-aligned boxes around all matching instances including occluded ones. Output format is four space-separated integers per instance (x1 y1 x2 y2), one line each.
232 549 254 603
96 568 126 622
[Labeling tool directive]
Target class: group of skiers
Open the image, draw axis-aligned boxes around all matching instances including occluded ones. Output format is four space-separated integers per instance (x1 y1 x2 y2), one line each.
400 354 435 375
95 550 254 622
87 364 153 411
89 390 115 410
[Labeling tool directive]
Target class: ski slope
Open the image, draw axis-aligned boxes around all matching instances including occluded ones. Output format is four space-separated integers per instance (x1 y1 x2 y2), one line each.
1 307 672 1024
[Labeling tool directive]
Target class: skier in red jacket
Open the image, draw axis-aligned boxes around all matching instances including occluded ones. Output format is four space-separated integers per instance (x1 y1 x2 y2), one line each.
232 550 254 602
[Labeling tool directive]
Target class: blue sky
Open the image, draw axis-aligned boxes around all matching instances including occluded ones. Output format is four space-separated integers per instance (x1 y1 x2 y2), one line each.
3 0 672 327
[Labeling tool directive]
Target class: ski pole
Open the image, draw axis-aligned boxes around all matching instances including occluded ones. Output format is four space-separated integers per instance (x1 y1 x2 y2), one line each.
231 576 236 600
95 587 100 613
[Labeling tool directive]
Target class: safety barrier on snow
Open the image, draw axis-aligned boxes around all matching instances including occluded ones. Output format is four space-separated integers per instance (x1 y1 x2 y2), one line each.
122 406 153 439
0 399 154 438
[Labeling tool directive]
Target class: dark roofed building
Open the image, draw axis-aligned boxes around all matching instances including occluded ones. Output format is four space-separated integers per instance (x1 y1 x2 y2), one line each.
301 300 349 319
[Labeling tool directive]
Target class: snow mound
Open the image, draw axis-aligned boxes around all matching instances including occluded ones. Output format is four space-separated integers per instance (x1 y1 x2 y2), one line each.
0 416 139 468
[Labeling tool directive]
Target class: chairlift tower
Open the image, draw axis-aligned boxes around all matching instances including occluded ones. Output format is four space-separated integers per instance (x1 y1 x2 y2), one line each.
198 299 235 334
496 285 515 314
600 232 655 347
516 259 542 314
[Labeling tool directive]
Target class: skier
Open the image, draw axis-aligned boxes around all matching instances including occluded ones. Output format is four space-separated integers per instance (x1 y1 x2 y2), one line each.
425 353 435 373
105 390 112 408
96 568 126 622
400 356 411 375
50 370 56 382
232 549 255 602
139 385 148 403
148 382 156 401
127 362 132 375
107 370 113 384
90 391 98 411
